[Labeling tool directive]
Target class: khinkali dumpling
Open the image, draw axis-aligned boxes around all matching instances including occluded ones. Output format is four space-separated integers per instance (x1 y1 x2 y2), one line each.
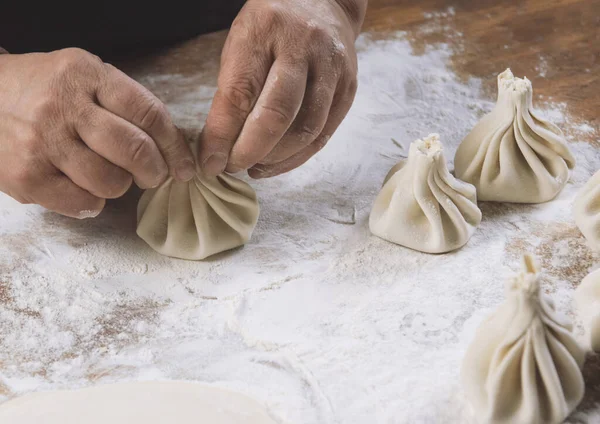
462 254 585 424
137 167 259 260
574 170 600 251
369 133 482 253
575 268 600 352
454 69 575 203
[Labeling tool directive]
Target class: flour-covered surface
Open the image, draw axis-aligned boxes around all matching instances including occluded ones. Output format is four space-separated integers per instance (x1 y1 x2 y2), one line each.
1 30 600 423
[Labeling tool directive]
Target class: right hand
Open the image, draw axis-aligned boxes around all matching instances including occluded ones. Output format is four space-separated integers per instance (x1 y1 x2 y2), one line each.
0 48 195 218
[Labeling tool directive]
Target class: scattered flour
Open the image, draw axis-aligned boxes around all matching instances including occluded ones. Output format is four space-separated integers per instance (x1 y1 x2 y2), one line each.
0 31 599 423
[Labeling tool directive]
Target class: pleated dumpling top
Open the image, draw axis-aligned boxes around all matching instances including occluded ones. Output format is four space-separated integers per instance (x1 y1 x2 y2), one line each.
462 254 585 424
574 268 600 352
574 170 600 251
454 69 575 203
137 163 259 261
369 133 482 254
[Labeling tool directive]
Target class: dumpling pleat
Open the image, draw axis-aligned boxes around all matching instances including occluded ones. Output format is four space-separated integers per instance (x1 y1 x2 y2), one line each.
454 69 575 203
370 134 481 253
137 171 259 260
462 255 584 424
574 170 600 251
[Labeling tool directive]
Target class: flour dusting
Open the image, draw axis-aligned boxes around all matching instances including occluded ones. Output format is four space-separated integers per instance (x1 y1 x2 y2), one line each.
0 32 599 423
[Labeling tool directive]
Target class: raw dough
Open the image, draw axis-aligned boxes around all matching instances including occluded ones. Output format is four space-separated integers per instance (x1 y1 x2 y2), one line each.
369 133 481 253
462 254 585 424
574 170 600 251
574 268 600 352
0 381 277 424
137 163 259 260
454 68 575 203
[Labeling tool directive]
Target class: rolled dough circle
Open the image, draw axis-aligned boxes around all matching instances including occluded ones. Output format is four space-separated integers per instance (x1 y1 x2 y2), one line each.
0 381 276 424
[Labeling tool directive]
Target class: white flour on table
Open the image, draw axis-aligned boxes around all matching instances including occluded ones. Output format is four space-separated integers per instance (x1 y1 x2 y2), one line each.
1 32 599 423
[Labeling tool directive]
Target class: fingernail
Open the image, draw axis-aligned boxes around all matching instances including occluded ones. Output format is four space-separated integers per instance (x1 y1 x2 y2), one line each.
176 160 197 182
249 165 269 179
77 209 101 220
202 153 228 176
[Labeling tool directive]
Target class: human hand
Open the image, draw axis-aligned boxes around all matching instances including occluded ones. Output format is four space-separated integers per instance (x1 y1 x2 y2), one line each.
198 0 367 178
0 48 195 218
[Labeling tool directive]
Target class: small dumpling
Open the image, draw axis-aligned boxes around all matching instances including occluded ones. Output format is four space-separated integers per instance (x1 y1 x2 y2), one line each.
137 168 259 260
574 268 600 352
574 170 600 251
454 68 575 203
369 133 482 254
462 254 585 424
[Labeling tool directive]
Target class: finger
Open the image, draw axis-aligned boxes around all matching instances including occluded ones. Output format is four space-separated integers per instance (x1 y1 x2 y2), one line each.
76 104 168 189
51 139 133 199
32 173 105 219
226 59 308 173
198 42 272 176
95 64 195 181
248 79 357 179
260 66 337 165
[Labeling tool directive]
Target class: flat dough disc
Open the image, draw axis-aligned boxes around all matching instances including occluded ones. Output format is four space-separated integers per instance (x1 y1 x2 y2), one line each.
0 381 276 424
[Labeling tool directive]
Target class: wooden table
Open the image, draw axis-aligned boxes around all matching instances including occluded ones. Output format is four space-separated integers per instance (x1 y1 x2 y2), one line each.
366 0 599 131
2 1 599 421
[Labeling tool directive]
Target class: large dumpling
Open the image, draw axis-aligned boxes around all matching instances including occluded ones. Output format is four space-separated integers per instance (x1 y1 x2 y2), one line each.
574 170 600 251
454 69 575 203
369 133 482 254
137 168 259 260
574 268 600 352
462 254 585 424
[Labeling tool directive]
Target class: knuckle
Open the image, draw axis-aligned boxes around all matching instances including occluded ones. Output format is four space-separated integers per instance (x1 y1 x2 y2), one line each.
136 98 168 131
78 104 100 128
126 131 155 164
55 48 100 77
315 134 332 150
297 124 321 140
260 2 286 26
259 102 295 127
13 166 38 189
308 24 331 44
221 78 261 116
30 94 60 123
105 174 133 198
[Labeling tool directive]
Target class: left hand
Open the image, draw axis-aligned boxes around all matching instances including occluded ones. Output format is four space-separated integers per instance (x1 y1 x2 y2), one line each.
198 0 367 178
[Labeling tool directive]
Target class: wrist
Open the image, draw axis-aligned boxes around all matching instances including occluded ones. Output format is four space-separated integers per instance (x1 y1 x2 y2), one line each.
332 0 368 37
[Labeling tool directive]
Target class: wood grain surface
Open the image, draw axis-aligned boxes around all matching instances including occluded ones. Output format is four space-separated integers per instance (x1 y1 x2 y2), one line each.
365 0 599 133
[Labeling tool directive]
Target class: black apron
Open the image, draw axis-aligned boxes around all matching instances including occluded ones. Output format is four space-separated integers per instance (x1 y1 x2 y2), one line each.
0 2 246 59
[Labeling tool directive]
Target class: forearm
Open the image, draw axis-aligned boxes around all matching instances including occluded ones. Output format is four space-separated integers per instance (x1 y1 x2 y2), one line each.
333 0 368 37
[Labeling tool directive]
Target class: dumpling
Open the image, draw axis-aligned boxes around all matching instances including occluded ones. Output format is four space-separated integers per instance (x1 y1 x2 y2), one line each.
574 268 600 352
454 68 575 203
137 168 260 260
574 170 600 251
369 133 482 254
462 254 585 424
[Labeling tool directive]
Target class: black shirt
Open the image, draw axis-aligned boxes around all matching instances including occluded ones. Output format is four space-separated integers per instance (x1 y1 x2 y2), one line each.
1 2 246 59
